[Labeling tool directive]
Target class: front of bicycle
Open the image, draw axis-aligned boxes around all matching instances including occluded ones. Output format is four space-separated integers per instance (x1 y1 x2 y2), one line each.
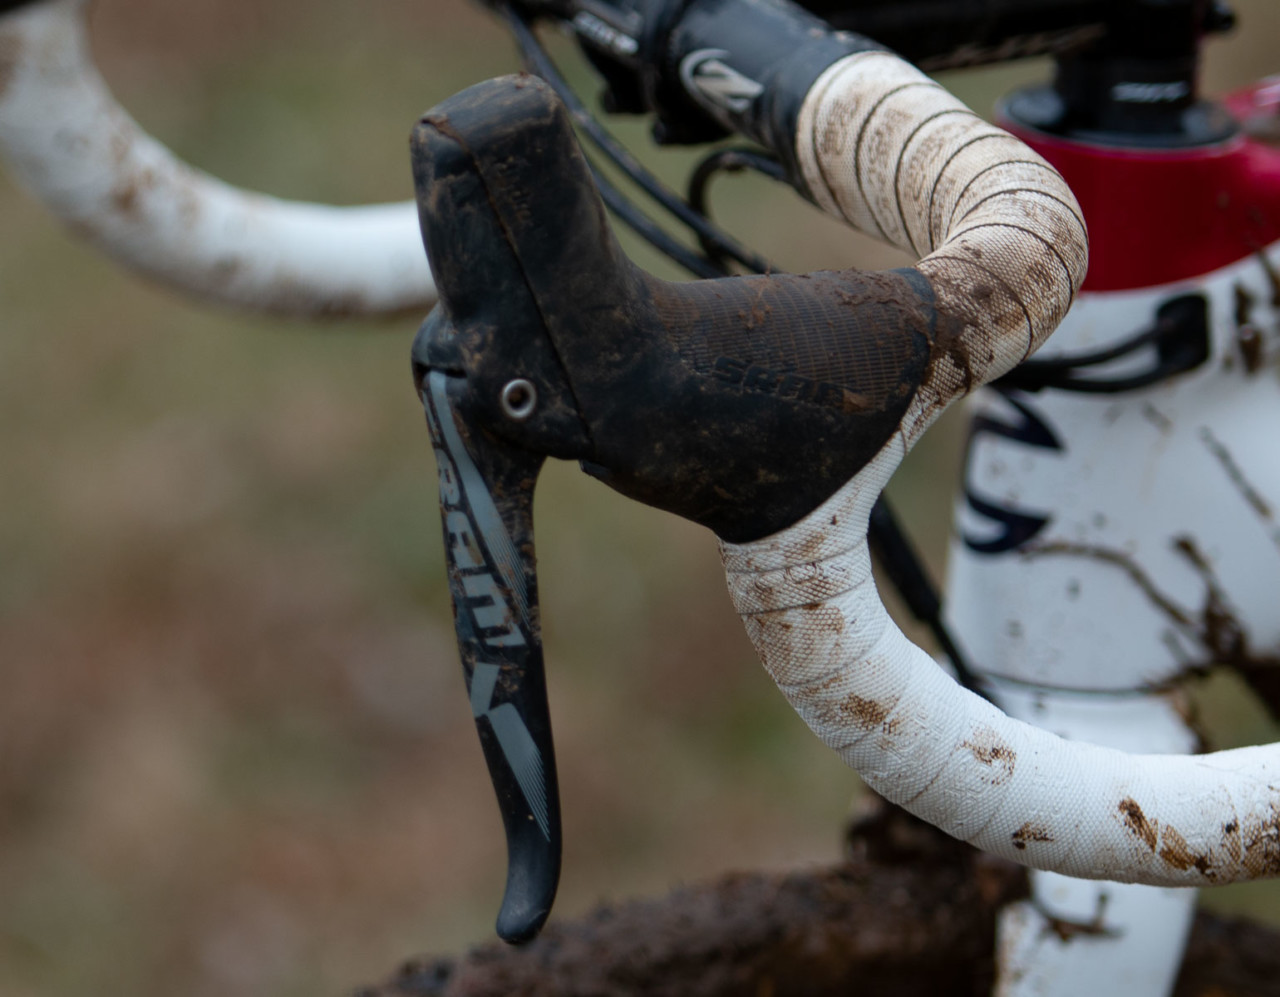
408 4 1280 995
941 4 1280 991
4 0 1280 994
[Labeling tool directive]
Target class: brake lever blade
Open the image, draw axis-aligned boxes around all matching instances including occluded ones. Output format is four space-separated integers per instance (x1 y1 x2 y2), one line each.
418 367 559 944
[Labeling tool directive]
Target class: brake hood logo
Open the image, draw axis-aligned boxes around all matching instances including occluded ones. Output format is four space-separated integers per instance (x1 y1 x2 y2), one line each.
680 49 763 119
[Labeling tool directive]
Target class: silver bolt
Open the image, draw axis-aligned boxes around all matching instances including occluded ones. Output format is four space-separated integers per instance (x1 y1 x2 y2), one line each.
500 378 537 421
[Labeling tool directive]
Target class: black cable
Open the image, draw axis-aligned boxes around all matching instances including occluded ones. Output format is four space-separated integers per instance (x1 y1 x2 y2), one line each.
687 147 788 266
504 8 777 275
868 499 992 701
996 294 1209 394
589 161 725 278
691 146 788 267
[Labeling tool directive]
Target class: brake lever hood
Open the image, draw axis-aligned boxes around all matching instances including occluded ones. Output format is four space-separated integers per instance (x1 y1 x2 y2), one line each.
410 72 940 942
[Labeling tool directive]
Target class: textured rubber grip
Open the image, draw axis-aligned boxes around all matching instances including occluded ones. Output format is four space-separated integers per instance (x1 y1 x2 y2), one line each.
0 0 434 316
723 52 1280 887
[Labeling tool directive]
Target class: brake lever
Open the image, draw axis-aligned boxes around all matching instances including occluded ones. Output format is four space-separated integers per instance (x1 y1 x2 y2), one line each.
410 72 940 942
409 74 599 942
417 372 557 944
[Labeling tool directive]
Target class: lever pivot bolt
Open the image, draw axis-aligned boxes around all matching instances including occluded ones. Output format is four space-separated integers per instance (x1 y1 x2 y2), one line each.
501 378 538 421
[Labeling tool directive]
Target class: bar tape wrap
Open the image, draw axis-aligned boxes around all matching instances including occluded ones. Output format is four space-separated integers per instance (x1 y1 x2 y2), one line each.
725 53 1280 887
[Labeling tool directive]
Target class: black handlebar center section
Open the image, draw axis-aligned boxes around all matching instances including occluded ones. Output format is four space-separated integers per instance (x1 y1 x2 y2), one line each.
410 73 940 941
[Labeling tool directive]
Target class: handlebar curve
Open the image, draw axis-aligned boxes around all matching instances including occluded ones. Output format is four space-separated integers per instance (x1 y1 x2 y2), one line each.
726 53 1280 887
0 0 435 316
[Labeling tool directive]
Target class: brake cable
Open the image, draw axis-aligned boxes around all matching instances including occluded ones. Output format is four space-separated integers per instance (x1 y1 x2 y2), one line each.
995 294 1210 394
504 5 989 699
687 147 789 265
504 7 774 275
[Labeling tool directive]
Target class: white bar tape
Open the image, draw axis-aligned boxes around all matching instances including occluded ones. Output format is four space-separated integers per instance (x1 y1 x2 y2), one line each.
797 51 1087 446
723 445 1280 885
0 0 435 316
724 52 1280 886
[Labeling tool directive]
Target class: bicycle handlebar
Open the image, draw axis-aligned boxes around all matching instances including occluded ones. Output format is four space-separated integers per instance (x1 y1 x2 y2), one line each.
413 0 1087 932
0 0 434 316
702 38 1280 900
739 50 1280 894
8 0 1277 953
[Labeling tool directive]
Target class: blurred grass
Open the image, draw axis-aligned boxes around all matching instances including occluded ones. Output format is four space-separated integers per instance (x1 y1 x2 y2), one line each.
1 1 1279 994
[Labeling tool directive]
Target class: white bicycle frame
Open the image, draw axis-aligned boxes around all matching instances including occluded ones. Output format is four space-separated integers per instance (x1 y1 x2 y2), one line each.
2 2 1277 995
948 253 1280 994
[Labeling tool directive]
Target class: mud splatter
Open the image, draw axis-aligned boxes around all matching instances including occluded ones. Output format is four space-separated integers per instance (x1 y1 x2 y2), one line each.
112 181 141 219
1256 249 1280 308
1038 891 1118 942
1011 821 1053 851
1239 806 1280 878
1172 535 1249 665
1234 281 1257 328
801 603 846 636
1119 798 1158 852
1141 402 1173 434
1112 801 1280 880
1022 537 1280 701
962 726 1016 784
1021 542 1193 627
1237 323 1264 374
840 694 892 731
1158 825 1211 875
1118 800 1280 881
1198 426 1276 527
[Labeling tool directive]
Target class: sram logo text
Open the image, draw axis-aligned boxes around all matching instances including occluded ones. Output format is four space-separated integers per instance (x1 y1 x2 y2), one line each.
712 356 867 411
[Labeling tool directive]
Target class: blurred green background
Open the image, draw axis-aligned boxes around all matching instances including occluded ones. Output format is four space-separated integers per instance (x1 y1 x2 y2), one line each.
1 1 1278 994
